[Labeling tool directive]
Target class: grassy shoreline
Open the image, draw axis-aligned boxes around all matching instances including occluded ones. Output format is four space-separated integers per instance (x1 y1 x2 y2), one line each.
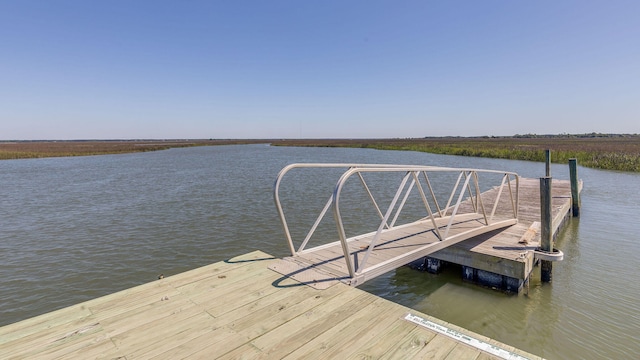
2 136 639 172
271 135 640 172
0 139 268 160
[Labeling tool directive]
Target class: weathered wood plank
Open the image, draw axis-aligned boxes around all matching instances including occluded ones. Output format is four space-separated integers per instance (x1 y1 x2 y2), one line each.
0 305 95 347
382 328 448 359
0 251 275 351
445 343 484 359
166 250 275 288
247 290 373 356
176 257 276 297
54 337 121 360
187 265 280 306
116 311 217 359
280 298 399 359
407 332 462 359
4 321 106 359
345 319 420 359
0 250 543 360
181 283 353 358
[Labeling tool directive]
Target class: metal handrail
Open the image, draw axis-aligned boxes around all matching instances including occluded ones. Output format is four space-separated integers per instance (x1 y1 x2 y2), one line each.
274 163 519 278
274 163 414 255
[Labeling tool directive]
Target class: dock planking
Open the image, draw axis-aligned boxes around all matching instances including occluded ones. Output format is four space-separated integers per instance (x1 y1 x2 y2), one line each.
0 251 542 359
428 177 581 291
271 176 579 293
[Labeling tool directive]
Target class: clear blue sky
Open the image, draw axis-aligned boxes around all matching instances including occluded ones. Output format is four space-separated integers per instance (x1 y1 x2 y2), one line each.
1 1 639 139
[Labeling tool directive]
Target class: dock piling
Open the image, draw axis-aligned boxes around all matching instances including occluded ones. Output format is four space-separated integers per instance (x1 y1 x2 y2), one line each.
545 149 551 177
540 176 553 282
569 158 581 217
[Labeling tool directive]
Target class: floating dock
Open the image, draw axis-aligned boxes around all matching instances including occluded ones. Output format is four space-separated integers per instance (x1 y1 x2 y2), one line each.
424 177 580 292
0 251 541 359
273 164 579 293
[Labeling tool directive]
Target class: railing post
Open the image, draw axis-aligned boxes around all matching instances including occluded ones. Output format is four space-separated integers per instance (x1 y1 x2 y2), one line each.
569 158 581 217
540 176 553 282
545 149 551 177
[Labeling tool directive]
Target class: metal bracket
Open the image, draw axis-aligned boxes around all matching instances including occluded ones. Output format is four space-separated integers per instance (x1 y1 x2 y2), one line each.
534 248 564 261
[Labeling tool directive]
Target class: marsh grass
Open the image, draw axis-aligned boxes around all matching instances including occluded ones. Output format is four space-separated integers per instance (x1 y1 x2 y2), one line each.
3 136 638 172
272 135 640 172
0 140 266 160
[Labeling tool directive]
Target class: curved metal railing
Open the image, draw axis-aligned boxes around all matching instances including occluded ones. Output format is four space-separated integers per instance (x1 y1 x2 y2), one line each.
274 163 519 278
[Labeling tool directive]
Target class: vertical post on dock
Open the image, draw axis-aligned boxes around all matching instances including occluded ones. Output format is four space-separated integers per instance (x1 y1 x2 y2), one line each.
569 158 581 217
545 149 551 177
540 176 553 282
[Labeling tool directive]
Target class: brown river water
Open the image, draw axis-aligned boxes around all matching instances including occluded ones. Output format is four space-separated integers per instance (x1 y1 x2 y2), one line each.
1 144 638 359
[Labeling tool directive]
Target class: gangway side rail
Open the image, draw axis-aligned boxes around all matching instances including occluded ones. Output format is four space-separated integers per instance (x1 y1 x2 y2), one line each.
274 163 438 256
274 163 520 283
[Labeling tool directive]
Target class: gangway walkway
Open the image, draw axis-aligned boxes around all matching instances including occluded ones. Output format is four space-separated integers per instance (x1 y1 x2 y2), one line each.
271 164 520 288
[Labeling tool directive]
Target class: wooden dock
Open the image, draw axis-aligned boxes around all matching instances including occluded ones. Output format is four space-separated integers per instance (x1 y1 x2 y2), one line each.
425 177 580 292
274 165 579 293
273 164 522 289
0 250 542 359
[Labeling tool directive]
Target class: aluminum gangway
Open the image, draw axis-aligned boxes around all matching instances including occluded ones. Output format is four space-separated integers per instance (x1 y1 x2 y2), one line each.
270 164 519 288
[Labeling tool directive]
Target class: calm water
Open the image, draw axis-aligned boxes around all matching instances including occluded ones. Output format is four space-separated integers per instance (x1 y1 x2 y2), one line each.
1 144 638 359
